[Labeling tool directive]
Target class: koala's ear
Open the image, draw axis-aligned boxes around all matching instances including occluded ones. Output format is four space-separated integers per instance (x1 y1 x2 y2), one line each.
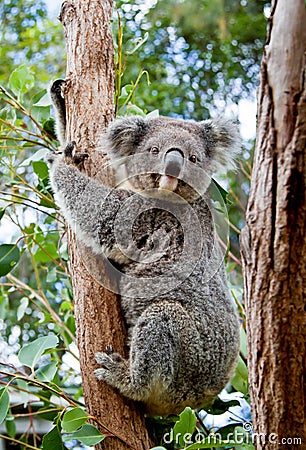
103 116 148 158
199 118 241 173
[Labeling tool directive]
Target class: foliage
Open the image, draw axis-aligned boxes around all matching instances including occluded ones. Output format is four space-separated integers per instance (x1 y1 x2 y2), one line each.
0 0 65 86
0 0 263 447
115 0 268 119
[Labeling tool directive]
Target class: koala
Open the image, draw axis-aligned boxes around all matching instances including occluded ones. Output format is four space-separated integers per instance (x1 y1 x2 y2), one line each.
47 79 241 416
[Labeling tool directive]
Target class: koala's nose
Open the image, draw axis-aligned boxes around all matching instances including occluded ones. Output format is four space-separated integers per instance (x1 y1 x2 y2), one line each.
164 149 184 178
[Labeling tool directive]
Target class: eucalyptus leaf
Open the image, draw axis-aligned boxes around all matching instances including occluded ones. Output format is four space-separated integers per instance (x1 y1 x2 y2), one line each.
146 109 160 118
61 407 87 432
173 407 197 448
42 426 64 450
18 334 59 369
231 356 249 394
240 326 248 359
63 424 104 446
33 92 51 106
36 361 58 382
17 297 29 321
0 244 20 276
5 413 16 438
0 388 9 425
32 161 49 179
9 65 35 97
123 104 146 116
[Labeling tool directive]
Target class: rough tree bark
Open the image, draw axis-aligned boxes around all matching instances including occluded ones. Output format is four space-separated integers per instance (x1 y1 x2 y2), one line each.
58 1 153 449
240 1 306 449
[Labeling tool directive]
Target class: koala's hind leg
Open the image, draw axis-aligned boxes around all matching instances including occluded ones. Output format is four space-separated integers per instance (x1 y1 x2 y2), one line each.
94 300 183 408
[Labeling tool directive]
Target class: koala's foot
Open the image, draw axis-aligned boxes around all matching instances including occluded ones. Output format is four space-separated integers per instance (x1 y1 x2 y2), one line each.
63 141 89 166
94 350 131 389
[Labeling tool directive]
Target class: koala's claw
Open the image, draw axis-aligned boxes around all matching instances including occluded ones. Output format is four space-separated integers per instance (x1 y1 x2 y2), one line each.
63 141 89 166
95 351 125 369
105 345 113 354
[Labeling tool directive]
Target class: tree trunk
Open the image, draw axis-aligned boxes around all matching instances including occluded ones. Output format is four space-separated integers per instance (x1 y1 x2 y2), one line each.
58 1 153 449
240 1 306 449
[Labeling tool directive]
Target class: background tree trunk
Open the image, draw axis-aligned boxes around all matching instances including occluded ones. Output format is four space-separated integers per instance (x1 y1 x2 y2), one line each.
240 1 306 449
58 1 152 449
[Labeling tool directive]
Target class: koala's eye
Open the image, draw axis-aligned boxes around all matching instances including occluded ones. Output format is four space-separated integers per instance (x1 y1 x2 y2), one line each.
189 155 198 163
150 146 160 155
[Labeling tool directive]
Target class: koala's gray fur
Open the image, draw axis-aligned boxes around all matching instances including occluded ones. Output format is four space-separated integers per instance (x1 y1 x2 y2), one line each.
47 79 241 416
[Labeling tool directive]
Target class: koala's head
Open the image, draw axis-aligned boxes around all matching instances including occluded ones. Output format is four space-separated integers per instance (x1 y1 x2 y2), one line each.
101 116 240 201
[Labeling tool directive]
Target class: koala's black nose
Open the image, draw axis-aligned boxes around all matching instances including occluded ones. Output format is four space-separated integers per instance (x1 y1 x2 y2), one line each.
164 149 184 178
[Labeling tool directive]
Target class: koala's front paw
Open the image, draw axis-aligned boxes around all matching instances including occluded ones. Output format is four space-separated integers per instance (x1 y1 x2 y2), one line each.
64 141 89 166
94 351 127 385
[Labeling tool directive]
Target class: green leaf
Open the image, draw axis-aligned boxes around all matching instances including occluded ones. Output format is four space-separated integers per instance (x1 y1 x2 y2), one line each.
17 297 29 321
240 326 248 360
9 65 35 97
33 92 51 107
120 84 133 97
0 244 20 276
31 105 50 123
123 104 146 116
42 426 64 450
173 407 197 448
61 407 87 432
231 355 249 394
46 267 57 283
43 118 56 138
63 424 104 446
0 209 5 221
18 334 59 369
33 242 59 263
5 413 16 438
211 178 229 204
36 361 58 382
0 388 10 425
146 109 159 118
32 89 48 105
126 32 149 55
32 161 49 179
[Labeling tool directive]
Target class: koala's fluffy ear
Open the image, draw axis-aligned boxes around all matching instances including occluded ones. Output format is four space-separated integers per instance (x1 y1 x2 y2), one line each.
200 118 241 174
102 116 148 158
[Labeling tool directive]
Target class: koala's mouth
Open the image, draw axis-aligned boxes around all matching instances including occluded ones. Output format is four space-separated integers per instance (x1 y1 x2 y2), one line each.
159 174 178 191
